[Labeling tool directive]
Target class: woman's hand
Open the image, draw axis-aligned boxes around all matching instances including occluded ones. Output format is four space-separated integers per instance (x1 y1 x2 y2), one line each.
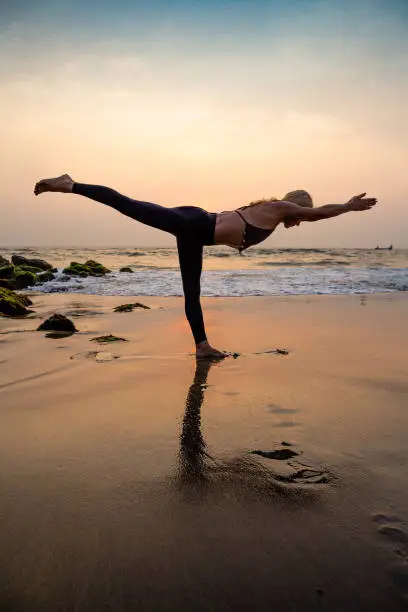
346 193 377 211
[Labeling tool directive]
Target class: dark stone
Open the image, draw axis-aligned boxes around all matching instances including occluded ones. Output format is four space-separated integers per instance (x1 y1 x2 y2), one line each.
37 314 77 332
119 267 134 273
62 262 89 276
0 264 15 279
0 278 16 290
63 260 111 277
113 302 150 312
14 270 37 289
85 259 111 275
11 255 53 271
36 271 55 283
18 294 33 306
250 448 298 460
0 255 10 266
0 288 34 316
18 264 45 274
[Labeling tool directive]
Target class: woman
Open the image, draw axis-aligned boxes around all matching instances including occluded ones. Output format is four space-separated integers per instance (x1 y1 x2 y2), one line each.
34 174 377 358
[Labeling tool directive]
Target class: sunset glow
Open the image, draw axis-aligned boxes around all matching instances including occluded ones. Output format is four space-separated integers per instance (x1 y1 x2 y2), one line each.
2 0 407 247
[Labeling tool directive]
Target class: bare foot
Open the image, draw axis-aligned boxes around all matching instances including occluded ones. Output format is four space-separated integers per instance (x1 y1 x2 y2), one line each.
196 341 229 360
34 174 74 196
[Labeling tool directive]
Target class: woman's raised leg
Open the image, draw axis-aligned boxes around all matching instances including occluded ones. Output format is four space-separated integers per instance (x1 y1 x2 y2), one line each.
34 174 187 235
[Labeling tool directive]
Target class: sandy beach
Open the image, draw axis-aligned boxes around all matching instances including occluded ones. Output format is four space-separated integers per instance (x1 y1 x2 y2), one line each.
1 291 408 611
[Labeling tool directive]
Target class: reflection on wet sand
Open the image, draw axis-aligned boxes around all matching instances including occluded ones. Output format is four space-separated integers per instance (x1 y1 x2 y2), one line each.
177 359 330 501
178 358 211 483
1 291 407 611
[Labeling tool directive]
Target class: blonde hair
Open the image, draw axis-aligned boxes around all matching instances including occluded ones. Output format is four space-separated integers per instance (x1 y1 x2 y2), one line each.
241 197 278 210
243 190 313 209
283 190 313 207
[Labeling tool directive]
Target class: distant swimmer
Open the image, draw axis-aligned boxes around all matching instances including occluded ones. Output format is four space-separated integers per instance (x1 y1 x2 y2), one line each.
34 174 377 359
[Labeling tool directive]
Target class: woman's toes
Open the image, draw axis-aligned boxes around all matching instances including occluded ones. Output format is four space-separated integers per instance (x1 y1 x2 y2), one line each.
34 180 47 195
33 175 73 195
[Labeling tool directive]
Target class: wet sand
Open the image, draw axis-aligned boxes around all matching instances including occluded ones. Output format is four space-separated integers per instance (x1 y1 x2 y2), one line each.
1 292 408 611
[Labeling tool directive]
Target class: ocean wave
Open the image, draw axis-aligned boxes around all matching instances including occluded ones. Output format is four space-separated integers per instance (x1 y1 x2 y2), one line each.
117 250 146 257
260 260 351 267
251 248 336 255
32 266 408 298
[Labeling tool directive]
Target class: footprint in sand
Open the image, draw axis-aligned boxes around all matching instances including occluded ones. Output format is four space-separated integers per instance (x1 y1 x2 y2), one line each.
95 351 120 362
65 309 103 318
373 513 408 599
266 404 300 428
378 525 408 547
70 350 119 362
250 445 330 485
374 513 408 557
283 468 330 485
267 404 298 415
390 565 408 598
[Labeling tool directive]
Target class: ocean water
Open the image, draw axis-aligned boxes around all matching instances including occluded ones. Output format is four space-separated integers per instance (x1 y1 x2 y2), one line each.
2 246 407 297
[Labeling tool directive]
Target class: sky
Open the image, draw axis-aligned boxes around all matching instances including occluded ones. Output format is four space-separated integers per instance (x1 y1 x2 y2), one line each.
1 0 407 248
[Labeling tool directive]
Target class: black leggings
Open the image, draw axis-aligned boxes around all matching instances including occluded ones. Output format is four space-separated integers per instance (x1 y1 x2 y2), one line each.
72 183 217 344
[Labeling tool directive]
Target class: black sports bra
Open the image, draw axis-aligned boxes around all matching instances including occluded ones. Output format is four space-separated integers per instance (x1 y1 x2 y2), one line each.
235 209 273 252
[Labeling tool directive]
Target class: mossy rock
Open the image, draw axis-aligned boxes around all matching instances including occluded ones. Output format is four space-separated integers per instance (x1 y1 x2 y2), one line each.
62 261 88 276
0 288 34 316
37 314 77 332
84 259 111 275
63 260 111 277
18 294 33 306
90 334 128 343
113 302 150 312
11 255 53 271
119 267 134 273
18 264 45 274
0 278 16 290
0 255 10 267
0 264 15 279
14 270 37 289
36 271 56 283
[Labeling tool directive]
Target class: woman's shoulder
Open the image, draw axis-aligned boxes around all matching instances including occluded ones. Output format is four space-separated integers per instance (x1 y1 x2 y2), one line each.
237 198 279 212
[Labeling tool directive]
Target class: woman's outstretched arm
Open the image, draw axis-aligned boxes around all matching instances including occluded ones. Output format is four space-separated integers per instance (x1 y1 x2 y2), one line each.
277 193 377 222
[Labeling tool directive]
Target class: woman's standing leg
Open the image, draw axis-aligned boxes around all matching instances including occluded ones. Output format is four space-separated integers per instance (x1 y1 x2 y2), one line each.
177 238 206 345
177 237 227 358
